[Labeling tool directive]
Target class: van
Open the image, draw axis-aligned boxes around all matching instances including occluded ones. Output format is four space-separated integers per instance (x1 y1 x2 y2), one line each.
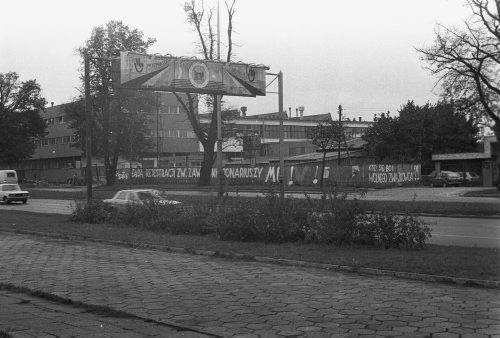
0 170 18 184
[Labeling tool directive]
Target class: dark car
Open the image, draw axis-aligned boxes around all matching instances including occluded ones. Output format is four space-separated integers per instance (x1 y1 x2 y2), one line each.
430 171 462 187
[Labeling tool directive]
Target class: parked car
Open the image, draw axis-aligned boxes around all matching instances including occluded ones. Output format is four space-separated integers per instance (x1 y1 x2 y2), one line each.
430 171 462 187
103 189 181 211
0 184 29 204
457 171 481 186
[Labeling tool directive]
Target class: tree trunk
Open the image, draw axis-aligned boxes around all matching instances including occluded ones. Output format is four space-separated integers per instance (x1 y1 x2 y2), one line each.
199 146 215 186
320 151 326 188
494 125 500 191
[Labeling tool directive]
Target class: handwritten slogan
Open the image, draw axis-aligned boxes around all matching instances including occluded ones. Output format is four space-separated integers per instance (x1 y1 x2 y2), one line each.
116 163 421 187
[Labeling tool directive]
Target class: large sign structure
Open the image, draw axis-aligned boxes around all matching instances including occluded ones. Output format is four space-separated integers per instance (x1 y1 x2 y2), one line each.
114 51 268 97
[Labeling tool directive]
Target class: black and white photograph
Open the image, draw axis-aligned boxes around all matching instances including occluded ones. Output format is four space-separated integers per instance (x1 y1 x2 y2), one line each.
0 0 499 336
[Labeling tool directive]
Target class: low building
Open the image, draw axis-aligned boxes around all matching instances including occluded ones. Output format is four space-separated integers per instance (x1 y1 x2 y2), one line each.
432 135 498 186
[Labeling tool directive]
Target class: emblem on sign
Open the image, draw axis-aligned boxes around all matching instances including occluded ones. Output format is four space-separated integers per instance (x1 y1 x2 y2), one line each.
189 62 209 88
247 66 256 82
134 57 144 73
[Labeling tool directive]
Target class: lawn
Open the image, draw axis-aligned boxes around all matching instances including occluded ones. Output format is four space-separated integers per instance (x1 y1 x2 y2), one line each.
0 210 498 283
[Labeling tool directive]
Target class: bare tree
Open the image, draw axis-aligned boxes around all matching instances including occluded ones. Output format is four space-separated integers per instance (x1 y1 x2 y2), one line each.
175 0 236 186
417 0 499 187
308 119 341 188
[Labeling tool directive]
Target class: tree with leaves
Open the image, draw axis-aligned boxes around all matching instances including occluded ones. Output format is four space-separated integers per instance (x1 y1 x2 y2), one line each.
308 118 342 187
363 101 478 169
174 0 236 186
417 0 499 185
0 72 46 164
68 20 156 185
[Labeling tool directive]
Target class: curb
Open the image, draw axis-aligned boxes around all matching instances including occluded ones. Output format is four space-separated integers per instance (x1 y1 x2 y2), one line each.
0 228 498 289
0 282 222 338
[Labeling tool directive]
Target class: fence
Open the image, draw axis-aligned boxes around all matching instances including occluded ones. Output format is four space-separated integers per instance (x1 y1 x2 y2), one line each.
115 162 422 188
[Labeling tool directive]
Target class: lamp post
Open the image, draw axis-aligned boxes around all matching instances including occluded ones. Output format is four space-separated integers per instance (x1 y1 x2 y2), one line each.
84 54 93 202
278 71 285 201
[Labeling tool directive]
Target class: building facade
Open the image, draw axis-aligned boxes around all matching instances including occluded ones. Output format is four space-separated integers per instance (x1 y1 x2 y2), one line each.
19 95 373 183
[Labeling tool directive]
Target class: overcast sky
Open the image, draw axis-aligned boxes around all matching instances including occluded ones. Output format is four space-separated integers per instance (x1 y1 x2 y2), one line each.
1 0 471 120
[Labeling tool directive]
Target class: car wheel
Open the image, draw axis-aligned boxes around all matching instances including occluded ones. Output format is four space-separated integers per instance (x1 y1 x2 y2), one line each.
443 182 447 188
22 199 27 204
2 197 6 204
430 183 434 188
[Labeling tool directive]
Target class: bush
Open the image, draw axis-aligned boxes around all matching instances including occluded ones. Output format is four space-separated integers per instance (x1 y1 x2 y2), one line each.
70 191 432 250
355 212 432 249
303 190 364 244
208 192 308 243
71 200 116 224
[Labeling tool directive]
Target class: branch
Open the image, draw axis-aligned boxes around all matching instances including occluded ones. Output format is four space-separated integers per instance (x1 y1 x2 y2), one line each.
173 92 208 145
225 0 236 62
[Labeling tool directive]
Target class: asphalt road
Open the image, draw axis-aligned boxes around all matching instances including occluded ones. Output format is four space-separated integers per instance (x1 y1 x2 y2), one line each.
1 198 499 248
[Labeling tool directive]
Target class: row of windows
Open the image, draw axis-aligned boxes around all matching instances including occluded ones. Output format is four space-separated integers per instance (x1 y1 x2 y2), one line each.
39 135 76 146
159 106 181 115
44 116 65 125
148 130 196 138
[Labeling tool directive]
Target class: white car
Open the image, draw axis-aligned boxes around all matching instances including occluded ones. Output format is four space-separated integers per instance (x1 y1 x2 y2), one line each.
0 184 29 204
103 189 181 211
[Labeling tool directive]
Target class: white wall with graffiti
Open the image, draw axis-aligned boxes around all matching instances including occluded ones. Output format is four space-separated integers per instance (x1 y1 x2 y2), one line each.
115 162 421 187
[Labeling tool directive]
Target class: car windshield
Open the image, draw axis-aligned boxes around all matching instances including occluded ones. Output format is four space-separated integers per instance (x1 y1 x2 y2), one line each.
2 184 20 191
447 172 461 178
136 191 159 200
468 172 479 178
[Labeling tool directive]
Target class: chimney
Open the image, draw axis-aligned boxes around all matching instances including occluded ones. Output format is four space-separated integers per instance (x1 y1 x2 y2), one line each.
298 106 304 119
295 108 298 118
240 106 247 117
288 107 291 119
51 102 54 107
359 117 362 122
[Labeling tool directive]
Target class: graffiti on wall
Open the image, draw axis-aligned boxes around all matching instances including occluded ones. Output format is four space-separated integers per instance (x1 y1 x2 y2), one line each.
367 164 421 184
115 163 421 187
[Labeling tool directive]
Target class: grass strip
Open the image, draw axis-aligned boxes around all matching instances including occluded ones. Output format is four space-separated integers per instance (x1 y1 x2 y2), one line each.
1 210 498 283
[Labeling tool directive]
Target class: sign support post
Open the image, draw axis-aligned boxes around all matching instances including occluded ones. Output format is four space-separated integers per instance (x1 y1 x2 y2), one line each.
278 71 285 202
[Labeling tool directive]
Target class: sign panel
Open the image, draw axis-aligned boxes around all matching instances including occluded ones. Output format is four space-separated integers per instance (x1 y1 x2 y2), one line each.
116 52 268 97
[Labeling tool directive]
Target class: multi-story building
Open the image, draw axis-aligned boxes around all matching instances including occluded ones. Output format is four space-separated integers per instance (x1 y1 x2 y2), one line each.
200 109 372 164
19 96 373 182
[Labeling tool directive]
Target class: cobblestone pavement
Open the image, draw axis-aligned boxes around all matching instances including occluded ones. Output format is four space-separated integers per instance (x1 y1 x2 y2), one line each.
0 232 499 337
0 289 208 337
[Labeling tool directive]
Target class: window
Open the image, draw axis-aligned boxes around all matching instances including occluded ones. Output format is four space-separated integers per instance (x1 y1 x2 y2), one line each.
179 130 188 138
116 191 128 200
168 106 180 114
167 130 179 138
56 116 64 124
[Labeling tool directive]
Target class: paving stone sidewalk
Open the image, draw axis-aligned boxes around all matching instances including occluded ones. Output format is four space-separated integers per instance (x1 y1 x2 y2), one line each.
0 232 499 337
0 289 209 337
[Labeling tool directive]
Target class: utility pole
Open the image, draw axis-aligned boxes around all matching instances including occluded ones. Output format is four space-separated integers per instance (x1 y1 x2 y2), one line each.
278 71 285 201
156 92 160 168
84 54 92 202
216 0 224 197
338 105 342 166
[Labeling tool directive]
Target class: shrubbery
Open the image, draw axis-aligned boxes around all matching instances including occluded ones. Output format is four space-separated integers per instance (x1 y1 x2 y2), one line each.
71 190 432 249
208 192 308 242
